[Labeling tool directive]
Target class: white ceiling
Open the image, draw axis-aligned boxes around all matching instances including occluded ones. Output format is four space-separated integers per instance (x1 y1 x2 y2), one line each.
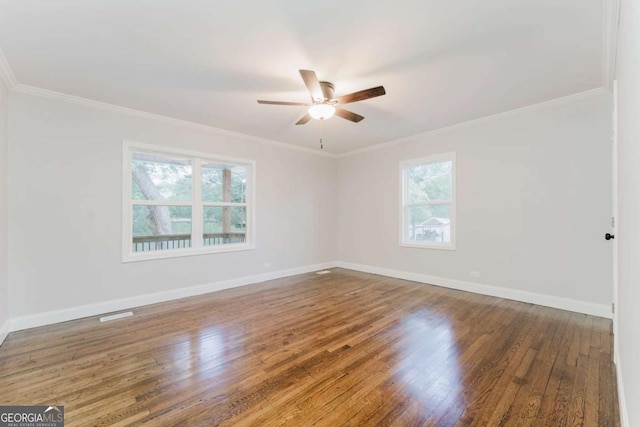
0 0 606 154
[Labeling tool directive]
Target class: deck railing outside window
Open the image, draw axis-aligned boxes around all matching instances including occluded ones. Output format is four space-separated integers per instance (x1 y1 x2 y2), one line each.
132 233 246 252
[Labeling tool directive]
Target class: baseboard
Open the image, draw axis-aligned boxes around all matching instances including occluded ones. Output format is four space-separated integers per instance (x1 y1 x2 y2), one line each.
615 353 629 427
9 261 338 332
8 259 612 332
0 318 9 347
335 261 612 318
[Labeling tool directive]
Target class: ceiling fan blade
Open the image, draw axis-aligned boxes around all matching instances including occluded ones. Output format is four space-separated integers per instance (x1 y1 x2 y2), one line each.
335 107 364 123
257 100 310 106
299 69 324 102
295 114 312 125
334 86 386 105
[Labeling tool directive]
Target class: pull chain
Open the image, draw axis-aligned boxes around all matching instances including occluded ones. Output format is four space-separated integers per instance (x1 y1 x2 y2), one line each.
319 119 324 150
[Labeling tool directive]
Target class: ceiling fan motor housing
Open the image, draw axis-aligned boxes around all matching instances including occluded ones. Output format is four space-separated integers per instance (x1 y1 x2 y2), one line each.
319 81 335 102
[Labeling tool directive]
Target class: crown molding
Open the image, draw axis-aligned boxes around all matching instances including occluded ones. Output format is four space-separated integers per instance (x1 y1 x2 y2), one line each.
2 43 609 160
11 83 337 158
603 0 621 89
0 48 17 89
8 83 609 161
338 87 610 158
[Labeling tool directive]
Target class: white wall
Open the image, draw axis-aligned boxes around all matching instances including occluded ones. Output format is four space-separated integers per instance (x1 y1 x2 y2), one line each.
337 93 612 309
4 86 615 330
7 92 337 320
615 0 639 424
0 78 8 340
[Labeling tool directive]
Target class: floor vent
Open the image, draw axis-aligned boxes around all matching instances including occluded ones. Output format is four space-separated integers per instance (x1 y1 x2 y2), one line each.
100 311 133 322
316 270 331 275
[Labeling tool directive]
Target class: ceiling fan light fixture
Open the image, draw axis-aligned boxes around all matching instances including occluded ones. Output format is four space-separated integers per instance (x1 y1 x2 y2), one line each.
308 104 336 120
258 69 385 125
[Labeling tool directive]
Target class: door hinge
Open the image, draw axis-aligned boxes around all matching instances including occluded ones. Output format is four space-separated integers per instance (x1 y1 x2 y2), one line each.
612 217 615 228
612 303 615 313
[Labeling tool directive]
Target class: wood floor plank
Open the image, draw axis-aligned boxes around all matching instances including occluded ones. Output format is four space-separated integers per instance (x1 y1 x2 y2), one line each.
460 305 554 426
599 351 618 427
0 269 619 426
501 309 570 426
566 353 589 426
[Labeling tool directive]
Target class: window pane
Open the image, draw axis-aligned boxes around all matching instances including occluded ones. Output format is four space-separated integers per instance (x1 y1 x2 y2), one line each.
203 206 247 246
407 161 452 203
406 204 451 243
202 163 247 203
132 205 192 252
131 152 192 201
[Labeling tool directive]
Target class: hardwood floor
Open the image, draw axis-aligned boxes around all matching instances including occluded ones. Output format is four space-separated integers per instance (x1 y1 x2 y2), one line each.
0 269 619 426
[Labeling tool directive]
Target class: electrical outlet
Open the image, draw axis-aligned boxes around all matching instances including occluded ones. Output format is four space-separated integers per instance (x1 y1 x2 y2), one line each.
470 271 481 278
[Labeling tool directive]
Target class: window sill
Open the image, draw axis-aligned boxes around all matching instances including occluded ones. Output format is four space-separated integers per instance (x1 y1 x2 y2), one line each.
122 243 256 263
400 242 456 251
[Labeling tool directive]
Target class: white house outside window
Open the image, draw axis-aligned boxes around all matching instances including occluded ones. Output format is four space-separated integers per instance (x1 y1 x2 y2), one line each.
400 152 456 250
123 141 255 262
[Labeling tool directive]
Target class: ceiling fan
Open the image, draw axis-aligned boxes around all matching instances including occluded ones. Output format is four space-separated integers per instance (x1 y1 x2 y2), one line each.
257 69 386 125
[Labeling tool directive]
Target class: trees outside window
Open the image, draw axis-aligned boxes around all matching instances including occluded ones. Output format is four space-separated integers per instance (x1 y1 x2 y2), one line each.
123 142 254 262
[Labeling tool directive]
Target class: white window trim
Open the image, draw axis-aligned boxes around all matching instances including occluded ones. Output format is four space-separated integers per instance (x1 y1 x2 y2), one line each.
122 140 256 263
399 152 456 250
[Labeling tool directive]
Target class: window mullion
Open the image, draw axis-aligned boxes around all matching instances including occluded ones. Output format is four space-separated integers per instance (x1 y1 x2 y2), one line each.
202 202 247 207
402 205 409 242
125 150 133 259
131 200 194 206
192 157 203 249
406 200 452 207
246 166 253 245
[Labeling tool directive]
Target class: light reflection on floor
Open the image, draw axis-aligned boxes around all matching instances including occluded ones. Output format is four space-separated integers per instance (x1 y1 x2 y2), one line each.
393 310 464 418
170 324 242 383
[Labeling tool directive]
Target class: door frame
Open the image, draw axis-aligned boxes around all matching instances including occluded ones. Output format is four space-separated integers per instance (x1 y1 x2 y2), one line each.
612 80 619 362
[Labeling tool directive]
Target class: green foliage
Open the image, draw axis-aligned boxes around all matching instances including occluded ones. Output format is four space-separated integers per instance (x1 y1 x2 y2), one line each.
407 161 452 203
131 157 247 237
131 158 192 202
203 207 247 233
201 165 246 203
405 161 452 232
132 206 192 236
408 205 451 226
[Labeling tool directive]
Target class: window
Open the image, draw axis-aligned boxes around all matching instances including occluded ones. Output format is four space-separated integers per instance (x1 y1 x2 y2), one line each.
400 152 456 249
123 141 255 262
